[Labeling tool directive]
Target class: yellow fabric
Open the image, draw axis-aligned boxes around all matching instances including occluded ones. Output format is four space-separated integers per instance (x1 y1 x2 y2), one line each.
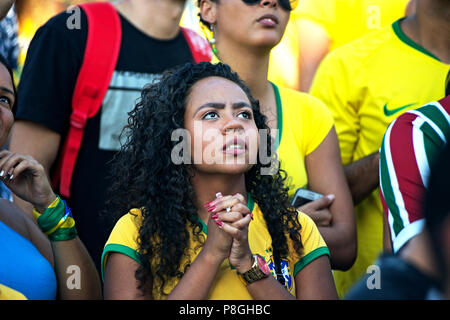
296 0 410 51
268 0 409 90
310 20 450 297
102 203 329 300
180 0 203 36
276 85 334 197
0 284 27 300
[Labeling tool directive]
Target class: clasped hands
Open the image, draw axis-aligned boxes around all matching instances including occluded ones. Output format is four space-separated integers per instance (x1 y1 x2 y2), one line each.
203 192 254 274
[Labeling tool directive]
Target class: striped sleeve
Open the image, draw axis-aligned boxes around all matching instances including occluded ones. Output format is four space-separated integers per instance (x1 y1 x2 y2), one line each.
380 103 450 252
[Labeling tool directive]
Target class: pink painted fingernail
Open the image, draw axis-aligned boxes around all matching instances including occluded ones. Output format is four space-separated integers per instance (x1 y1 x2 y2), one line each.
204 201 214 207
250 213 254 220
207 205 216 212
211 214 219 220
215 220 223 227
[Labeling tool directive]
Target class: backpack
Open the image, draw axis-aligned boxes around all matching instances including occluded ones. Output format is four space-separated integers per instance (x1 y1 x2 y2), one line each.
52 2 212 197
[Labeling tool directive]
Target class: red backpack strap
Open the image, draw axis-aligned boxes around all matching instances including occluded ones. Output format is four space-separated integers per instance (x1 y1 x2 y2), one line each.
52 2 122 198
180 27 212 63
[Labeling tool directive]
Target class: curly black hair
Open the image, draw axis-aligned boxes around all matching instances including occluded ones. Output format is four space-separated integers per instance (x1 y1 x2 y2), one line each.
106 62 303 298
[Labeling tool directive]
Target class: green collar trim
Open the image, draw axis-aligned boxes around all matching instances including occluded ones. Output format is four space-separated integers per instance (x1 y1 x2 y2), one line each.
392 18 441 62
270 82 283 148
197 193 255 235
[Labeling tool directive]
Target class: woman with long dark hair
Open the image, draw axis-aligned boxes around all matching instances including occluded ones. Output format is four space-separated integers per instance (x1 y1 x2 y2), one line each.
102 62 337 299
196 0 356 271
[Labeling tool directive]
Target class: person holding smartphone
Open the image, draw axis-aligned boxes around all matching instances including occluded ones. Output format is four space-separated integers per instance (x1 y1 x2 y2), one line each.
196 0 356 273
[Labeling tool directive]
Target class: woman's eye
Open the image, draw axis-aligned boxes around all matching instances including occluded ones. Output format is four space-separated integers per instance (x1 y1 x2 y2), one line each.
202 111 218 120
0 96 11 108
237 111 252 119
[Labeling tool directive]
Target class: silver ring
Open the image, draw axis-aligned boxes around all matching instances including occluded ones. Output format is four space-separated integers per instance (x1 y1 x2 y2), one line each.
226 207 231 213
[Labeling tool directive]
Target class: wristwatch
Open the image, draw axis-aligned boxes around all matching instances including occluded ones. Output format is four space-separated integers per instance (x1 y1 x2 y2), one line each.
237 254 270 285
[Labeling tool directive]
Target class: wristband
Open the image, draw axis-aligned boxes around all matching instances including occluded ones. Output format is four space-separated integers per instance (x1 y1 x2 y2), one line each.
32 195 78 241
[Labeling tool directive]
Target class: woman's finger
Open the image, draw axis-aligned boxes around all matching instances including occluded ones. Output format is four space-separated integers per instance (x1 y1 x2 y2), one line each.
217 215 251 240
209 196 242 214
6 158 43 183
0 151 16 176
0 154 31 179
297 194 335 212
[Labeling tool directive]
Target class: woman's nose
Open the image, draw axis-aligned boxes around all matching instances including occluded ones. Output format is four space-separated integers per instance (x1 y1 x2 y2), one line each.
221 116 244 135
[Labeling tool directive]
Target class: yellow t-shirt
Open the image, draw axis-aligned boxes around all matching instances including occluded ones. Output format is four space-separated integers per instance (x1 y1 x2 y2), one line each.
0 284 27 300
310 19 450 297
268 0 409 89
296 0 410 51
274 84 335 197
102 198 329 300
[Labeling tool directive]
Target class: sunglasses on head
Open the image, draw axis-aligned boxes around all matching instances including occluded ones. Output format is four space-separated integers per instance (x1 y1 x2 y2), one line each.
241 0 298 11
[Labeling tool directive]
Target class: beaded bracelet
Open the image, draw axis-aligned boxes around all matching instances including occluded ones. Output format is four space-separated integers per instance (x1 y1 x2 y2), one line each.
32 195 78 241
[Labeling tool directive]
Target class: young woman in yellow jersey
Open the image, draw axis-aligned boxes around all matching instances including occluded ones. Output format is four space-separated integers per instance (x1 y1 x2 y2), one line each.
102 62 337 299
197 0 356 270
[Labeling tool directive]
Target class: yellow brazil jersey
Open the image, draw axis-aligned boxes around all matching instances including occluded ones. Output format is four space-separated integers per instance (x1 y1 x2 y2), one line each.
268 0 409 89
296 0 410 51
310 18 450 297
274 84 334 198
102 196 330 300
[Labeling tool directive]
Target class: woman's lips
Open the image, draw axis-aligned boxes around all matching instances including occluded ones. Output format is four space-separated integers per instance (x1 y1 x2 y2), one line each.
257 14 279 27
223 137 247 155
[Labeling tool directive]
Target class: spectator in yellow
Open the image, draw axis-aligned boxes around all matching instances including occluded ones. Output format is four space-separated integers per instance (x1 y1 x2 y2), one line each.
310 0 450 297
198 0 356 272
296 0 411 92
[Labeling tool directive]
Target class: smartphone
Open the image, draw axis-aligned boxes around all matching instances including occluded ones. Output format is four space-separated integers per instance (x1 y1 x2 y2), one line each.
291 188 323 207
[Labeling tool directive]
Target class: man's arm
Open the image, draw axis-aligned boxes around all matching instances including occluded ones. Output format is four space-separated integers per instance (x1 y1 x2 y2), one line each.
9 120 61 216
344 151 380 205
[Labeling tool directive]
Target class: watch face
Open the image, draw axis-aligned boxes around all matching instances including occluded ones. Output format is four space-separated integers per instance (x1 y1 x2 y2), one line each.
256 255 270 275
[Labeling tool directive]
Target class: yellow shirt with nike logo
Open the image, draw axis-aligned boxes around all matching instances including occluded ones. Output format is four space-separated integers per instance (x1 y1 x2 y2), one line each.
310 18 450 297
101 197 330 299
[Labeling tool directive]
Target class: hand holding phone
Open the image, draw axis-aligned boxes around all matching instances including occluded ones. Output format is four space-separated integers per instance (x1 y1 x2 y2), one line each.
291 188 323 207
291 188 334 227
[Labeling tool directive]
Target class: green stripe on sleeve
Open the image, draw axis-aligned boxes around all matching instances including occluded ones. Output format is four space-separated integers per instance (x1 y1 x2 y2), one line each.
293 246 330 276
421 122 445 169
379 133 404 236
101 243 142 282
417 105 450 140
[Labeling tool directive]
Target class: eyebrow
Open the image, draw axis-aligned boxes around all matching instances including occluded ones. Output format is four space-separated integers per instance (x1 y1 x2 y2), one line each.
0 86 14 96
195 101 251 115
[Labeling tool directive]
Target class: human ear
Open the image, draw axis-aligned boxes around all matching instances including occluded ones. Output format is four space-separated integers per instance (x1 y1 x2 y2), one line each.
199 0 218 26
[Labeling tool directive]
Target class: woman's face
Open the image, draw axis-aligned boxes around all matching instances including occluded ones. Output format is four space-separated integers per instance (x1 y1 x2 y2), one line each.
184 76 259 175
0 63 14 146
202 0 290 50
